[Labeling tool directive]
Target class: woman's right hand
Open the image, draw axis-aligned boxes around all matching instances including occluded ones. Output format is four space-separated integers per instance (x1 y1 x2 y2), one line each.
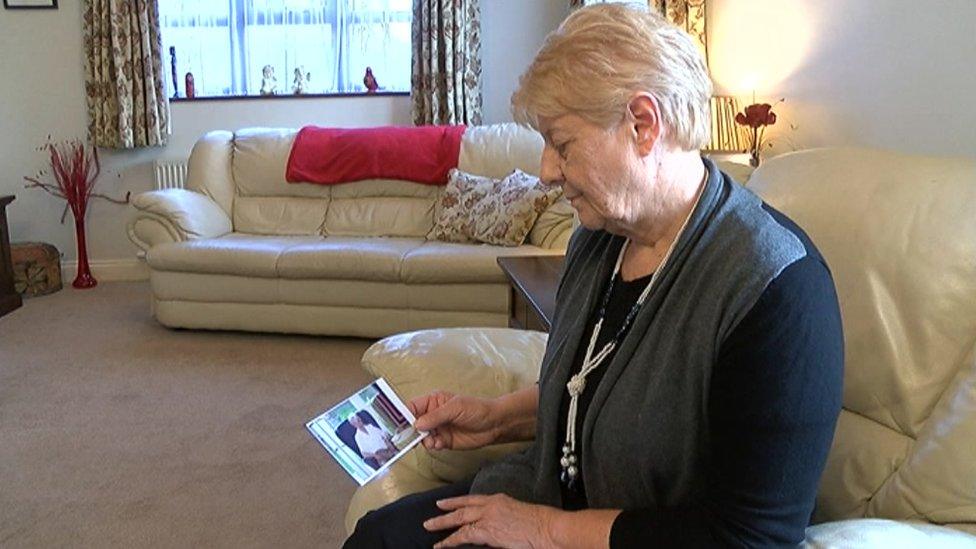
409 391 499 451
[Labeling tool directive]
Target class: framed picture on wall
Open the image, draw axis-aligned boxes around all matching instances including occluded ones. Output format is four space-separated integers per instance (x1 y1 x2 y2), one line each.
3 0 58 9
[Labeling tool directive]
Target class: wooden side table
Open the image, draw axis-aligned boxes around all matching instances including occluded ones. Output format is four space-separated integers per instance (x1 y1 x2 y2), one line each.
496 255 564 333
1 195 23 318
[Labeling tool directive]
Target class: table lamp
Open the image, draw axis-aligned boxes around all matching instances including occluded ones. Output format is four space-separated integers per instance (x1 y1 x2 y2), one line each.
704 95 746 155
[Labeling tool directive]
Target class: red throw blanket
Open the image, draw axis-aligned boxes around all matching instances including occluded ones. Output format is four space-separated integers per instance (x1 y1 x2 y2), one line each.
285 125 466 185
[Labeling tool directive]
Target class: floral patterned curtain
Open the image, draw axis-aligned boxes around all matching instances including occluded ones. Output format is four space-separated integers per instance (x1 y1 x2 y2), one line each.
569 0 708 66
411 0 482 126
83 0 170 148
653 0 707 65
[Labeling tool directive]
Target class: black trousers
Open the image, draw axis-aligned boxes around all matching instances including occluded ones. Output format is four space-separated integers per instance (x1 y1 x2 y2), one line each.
344 478 487 548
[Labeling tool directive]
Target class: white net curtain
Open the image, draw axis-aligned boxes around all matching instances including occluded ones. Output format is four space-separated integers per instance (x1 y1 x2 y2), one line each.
159 0 411 97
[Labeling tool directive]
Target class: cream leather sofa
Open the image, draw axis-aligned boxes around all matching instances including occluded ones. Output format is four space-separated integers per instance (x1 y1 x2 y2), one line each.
346 148 976 545
127 124 573 338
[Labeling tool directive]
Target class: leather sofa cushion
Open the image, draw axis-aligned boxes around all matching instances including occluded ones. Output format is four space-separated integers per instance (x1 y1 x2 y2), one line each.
148 234 316 277
185 130 235 215
280 280 506 312
232 128 328 199
147 233 561 283
400 240 562 284
868 342 976 526
529 197 574 249
330 179 441 200
801 519 976 547
749 148 976 527
750 148 976 438
276 237 421 281
231 128 333 235
458 123 544 179
325 180 438 237
813 410 913 521
325 197 434 238
233 196 328 236
151 271 507 312
151 271 281 304
153 300 506 339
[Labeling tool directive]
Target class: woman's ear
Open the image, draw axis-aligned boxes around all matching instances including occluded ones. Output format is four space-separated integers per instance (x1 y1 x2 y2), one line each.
627 94 662 157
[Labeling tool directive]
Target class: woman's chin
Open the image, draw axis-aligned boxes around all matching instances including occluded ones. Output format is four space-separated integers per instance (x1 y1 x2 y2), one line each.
575 211 605 231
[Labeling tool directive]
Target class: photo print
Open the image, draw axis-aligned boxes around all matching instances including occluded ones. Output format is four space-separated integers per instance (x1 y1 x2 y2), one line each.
306 378 426 485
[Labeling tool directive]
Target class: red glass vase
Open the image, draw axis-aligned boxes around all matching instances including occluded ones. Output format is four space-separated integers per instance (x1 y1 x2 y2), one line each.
72 215 97 289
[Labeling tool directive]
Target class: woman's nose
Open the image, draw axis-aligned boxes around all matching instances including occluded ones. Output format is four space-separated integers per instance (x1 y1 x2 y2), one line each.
539 146 563 187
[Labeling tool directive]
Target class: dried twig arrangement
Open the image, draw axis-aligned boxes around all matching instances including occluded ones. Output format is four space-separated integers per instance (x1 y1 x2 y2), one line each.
24 137 129 223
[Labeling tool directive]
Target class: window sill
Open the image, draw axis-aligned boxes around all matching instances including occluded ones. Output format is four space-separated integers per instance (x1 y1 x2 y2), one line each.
170 91 409 103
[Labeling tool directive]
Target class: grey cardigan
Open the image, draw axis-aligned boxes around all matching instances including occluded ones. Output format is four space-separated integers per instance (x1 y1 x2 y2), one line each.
470 158 808 509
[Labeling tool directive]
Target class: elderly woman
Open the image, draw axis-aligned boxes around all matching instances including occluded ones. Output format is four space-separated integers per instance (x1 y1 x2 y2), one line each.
346 4 843 548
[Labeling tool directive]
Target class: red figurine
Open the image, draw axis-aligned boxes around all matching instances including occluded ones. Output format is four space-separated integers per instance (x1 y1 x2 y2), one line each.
363 67 379 94
185 72 195 99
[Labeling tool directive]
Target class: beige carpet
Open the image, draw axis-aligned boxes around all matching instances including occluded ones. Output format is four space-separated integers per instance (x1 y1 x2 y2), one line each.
0 282 375 547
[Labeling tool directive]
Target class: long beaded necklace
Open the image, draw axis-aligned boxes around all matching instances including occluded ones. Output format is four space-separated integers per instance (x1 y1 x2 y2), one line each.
559 184 704 490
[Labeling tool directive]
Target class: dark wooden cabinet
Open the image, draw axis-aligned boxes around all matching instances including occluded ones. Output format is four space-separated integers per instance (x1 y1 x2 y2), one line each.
496 255 564 333
1 195 23 318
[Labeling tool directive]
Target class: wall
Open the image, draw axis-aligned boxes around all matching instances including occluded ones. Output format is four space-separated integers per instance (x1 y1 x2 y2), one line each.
709 0 976 158
2 0 974 273
481 0 568 124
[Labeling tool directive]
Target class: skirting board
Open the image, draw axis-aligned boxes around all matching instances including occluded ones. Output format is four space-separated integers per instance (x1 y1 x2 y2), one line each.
61 259 149 282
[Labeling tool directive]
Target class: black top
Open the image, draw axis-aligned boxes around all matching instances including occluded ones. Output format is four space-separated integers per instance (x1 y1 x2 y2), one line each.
556 204 844 547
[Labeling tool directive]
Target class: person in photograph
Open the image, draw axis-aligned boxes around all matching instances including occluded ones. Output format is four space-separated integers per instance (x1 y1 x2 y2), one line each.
349 410 398 469
346 3 843 548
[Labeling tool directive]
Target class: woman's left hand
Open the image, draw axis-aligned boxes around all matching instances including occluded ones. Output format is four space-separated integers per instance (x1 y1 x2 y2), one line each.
424 493 558 549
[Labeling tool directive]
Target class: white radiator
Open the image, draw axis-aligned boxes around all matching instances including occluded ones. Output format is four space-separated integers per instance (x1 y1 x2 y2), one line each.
153 160 188 190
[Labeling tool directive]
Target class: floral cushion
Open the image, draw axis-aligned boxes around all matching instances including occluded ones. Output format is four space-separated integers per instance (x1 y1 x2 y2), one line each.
427 169 563 246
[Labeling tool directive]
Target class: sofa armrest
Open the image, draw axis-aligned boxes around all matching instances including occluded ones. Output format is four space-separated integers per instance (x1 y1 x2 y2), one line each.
345 328 546 533
126 189 232 253
360 328 545 482
529 197 575 250
713 158 756 185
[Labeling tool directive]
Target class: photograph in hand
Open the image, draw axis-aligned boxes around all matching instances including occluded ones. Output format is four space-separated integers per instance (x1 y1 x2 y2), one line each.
306 378 427 485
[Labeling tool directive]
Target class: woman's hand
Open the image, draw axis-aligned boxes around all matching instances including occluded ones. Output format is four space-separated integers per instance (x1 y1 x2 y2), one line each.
424 494 558 549
409 391 500 451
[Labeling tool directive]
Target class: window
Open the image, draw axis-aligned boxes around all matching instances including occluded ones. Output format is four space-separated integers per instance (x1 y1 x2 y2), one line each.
159 0 412 98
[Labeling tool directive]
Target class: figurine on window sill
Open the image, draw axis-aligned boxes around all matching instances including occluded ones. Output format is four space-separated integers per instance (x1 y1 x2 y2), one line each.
185 72 195 99
363 67 379 94
293 67 310 95
260 65 278 96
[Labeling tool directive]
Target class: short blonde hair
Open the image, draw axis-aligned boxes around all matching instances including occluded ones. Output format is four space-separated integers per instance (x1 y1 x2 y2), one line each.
511 3 713 151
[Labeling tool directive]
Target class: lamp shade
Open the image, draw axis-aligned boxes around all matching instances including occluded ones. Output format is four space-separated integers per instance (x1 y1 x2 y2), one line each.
705 95 745 153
